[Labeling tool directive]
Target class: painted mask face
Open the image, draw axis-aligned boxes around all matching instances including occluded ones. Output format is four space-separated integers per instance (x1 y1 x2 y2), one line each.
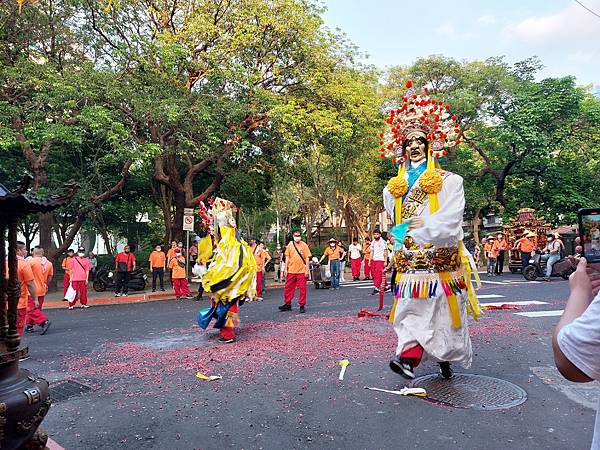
407 137 427 163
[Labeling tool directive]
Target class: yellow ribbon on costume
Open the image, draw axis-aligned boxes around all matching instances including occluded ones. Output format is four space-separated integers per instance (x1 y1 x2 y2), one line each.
441 273 462 329
394 165 405 225
426 156 440 214
458 241 482 320
388 298 398 324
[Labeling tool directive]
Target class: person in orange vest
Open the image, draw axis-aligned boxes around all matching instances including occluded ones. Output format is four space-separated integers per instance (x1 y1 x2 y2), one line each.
514 231 536 273
494 231 509 276
25 246 52 334
149 244 166 292
168 248 194 300
61 248 75 297
250 239 271 301
484 236 498 276
363 237 372 280
278 231 311 313
11 241 38 336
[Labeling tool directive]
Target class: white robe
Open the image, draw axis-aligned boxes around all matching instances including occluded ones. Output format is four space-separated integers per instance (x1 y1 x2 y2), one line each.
383 171 473 367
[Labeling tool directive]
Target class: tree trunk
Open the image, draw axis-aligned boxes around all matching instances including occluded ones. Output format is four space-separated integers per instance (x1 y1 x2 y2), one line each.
38 213 55 252
170 190 186 242
95 208 113 256
472 207 482 245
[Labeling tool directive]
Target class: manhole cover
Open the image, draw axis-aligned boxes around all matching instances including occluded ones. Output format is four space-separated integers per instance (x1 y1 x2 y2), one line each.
410 373 527 410
50 380 92 403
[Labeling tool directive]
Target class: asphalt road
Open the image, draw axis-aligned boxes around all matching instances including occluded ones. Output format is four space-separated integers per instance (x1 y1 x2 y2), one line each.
21 273 599 450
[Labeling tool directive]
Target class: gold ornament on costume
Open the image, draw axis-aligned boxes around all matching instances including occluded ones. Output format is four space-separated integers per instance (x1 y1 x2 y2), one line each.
419 169 443 194
387 175 408 199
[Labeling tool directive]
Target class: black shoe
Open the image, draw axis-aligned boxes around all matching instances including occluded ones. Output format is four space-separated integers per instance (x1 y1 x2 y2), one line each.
299 305 306 313
389 358 415 380
439 362 453 379
371 288 379 295
194 296 202 301
40 320 51 335
278 303 292 311
25 326 35 334
152 289 156 292
218 337 235 343
161 288 166 291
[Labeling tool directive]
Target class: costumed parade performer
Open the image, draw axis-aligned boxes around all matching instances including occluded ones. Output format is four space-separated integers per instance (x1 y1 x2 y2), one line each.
380 80 481 380
196 198 257 343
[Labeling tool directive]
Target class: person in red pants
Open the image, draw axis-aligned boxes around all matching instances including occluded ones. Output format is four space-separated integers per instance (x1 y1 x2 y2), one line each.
25 247 52 334
278 231 311 313
12 241 38 335
169 249 194 299
250 239 270 301
369 229 388 296
348 238 363 281
61 248 75 297
363 237 372 280
68 247 91 310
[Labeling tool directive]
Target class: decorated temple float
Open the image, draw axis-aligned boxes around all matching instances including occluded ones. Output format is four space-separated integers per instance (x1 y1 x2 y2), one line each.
503 208 552 273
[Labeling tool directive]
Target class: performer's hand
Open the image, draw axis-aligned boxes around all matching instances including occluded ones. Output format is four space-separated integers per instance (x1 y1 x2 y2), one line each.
408 217 424 230
34 298 40 309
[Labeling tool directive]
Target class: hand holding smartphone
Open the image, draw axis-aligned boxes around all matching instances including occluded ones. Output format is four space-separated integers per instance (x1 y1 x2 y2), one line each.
578 208 600 264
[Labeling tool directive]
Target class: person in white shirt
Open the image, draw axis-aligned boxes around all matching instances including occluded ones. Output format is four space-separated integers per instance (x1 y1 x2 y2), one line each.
369 229 388 295
554 257 600 450
348 239 363 281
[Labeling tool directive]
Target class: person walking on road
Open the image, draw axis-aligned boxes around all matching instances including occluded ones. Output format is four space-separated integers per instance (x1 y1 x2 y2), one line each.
68 247 91 309
61 248 75 297
320 238 344 290
338 241 347 282
515 231 536 273
169 248 193 299
543 232 562 281
279 231 311 313
363 237 372 280
14 241 37 335
553 257 600 450
25 247 52 334
114 245 136 297
250 239 270 301
149 244 166 292
370 229 388 295
348 238 363 281
494 232 508 275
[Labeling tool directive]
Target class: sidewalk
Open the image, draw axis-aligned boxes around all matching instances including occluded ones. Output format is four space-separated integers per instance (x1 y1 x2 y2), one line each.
44 279 286 309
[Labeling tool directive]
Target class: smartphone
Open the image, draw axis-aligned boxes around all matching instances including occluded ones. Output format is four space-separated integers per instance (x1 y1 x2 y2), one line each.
578 208 600 263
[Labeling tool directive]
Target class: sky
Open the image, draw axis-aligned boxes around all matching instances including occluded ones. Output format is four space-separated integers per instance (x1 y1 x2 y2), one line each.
320 0 600 90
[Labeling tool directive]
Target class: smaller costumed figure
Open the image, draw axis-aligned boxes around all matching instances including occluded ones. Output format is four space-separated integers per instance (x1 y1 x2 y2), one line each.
196 198 257 343
379 80 481 380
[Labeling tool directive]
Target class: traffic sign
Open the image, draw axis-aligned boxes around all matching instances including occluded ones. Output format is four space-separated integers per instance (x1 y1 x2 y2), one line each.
183 215 194 231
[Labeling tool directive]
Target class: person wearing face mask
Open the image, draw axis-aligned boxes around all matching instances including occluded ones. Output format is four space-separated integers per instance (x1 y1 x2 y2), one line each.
114 244 136 297
68 247 91 309
320 238 344 290
10 241 37 335
369 229 388 295
494 231 508 276
168 248 194 299
543 232 562 281
149 244 167 292
278 231 311 313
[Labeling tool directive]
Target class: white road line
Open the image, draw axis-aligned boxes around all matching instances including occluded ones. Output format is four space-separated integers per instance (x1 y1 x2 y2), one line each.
514 310 563 318
481 300 549 307
477 294 505 299
479 280 508 285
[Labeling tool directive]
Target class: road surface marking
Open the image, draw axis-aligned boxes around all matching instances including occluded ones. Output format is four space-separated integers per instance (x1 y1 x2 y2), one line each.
514 310 563 318
477 294 505 299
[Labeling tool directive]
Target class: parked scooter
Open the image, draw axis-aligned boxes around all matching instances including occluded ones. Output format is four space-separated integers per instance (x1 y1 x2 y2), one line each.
523 252 575 281
93 264 147 292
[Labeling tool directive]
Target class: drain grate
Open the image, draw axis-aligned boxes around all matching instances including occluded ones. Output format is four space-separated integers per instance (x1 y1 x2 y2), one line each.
410 373 527 410
50 380 92 403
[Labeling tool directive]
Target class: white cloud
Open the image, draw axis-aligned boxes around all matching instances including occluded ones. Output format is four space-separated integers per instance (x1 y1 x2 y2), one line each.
511 2 600 42
434 23 474 40
567 50 598 64
477 15 496 25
